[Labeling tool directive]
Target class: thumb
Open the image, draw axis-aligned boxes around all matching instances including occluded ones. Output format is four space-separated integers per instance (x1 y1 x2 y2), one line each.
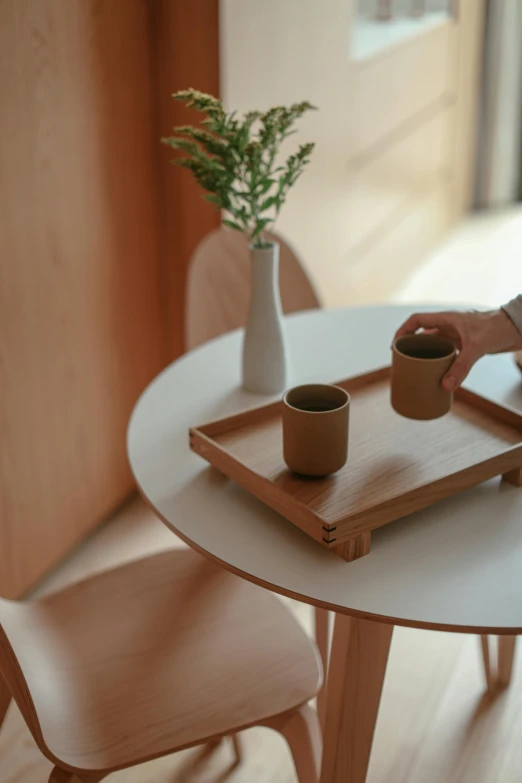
442 350 478 391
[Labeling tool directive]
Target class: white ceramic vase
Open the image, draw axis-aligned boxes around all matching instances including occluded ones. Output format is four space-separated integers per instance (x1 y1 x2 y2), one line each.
242 241 289 394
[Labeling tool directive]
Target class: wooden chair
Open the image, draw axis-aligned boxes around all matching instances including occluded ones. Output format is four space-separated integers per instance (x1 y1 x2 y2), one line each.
185 227 320 350
0 548 322 783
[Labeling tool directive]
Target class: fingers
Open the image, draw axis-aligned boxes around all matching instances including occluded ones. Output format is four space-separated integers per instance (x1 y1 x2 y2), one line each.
442 349 480 391
395 312 463 350
395 309 486 390
395 312 449 338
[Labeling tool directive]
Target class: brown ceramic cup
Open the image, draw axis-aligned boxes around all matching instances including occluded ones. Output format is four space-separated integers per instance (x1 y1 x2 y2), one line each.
282 384 350 477
391 333 457 420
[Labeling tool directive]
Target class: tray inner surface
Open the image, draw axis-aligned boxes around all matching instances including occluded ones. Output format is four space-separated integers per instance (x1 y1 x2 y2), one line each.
210 377 522 526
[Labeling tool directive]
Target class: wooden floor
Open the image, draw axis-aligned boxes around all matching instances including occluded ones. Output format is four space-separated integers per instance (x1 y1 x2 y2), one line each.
393 206 522 309
4 209 522 782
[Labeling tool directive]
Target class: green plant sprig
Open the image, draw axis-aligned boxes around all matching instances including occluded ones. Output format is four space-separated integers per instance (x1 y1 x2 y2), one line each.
161 89 316 249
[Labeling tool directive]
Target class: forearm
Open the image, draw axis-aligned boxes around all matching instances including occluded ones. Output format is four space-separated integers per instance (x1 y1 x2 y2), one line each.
502 295 522 335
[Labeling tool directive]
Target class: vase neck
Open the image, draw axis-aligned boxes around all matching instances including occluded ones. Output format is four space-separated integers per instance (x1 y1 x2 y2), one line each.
249 242 280 282
247 242 283 324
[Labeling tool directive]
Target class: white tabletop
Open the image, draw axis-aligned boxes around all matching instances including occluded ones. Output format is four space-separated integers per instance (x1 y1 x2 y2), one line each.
128 305 522 633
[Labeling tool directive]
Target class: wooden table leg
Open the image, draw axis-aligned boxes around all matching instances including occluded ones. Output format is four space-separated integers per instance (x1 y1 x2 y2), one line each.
480 635 494 690
498 635 517 688
320 614 393 783
480 635 517 690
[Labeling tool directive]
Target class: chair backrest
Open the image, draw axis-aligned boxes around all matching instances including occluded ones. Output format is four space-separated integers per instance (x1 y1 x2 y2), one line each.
185 228 320 350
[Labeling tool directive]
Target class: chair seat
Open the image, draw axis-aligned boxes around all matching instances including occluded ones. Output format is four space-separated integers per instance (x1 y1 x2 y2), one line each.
1 549 321 773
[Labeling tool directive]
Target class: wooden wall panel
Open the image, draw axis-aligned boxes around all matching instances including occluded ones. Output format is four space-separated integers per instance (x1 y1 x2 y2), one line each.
0 0 165 597
150 0 221 359
351 21 457 159
342 104 454 258
327 180 454 307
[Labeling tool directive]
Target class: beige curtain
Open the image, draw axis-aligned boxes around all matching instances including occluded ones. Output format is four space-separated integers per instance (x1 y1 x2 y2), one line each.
475 0 522 207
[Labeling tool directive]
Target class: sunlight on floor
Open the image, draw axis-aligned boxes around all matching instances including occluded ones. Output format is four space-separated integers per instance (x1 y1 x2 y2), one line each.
393 207 522 309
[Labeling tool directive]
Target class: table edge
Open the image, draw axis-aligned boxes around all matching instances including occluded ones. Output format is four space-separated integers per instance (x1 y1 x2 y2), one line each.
132 478 522 636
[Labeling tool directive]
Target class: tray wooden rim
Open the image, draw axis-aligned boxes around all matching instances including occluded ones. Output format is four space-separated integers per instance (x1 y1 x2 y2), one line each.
189 366 522 549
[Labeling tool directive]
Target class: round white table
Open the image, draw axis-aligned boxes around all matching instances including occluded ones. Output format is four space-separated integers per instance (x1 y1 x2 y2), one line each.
128 305 522 783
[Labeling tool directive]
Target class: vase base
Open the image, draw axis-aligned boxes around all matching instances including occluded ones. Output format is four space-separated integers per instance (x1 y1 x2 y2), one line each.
242 380 287 396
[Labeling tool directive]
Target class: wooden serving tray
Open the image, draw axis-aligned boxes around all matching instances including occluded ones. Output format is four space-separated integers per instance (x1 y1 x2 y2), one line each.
189 367 522 562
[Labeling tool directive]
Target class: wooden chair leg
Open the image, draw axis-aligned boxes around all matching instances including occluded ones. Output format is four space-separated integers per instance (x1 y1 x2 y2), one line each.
480 635 494 690
320 614 393 783
48 769 106 783
49 767 107 783
0 672 11 730
315 607 330 727
231 733 244 765
48 769 76 783
266 704 322 783
498 635 517 689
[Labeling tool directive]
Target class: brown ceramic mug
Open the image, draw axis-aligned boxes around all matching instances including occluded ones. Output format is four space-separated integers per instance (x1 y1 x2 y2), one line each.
282 384 350 477
391 333 457 420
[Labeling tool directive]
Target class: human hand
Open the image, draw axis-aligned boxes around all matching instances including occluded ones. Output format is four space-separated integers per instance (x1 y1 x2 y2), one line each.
394 309 522 391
